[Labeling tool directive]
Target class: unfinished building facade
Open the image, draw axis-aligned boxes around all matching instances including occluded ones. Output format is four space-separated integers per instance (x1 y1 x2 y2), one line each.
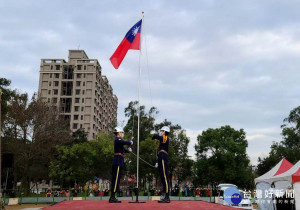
38 50 118 140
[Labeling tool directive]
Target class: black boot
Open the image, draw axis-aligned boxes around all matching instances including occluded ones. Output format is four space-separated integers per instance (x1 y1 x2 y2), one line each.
158 193 170 203
160 192 165 200
109 193 121 203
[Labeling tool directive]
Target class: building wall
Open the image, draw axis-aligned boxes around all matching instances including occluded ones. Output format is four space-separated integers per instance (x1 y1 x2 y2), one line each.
38 50 118 140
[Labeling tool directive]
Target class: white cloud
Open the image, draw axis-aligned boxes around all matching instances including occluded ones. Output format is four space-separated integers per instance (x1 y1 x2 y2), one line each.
186 129 202 160
246 127 281 165
226 27 300 60
247 134 269 141
146 35 203 68
247 127 281 136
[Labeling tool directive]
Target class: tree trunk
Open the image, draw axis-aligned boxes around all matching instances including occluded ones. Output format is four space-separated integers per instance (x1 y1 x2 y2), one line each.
22 175 31 196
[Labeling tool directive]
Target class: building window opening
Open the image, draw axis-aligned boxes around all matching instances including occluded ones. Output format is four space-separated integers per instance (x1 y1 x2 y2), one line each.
63 66 74 79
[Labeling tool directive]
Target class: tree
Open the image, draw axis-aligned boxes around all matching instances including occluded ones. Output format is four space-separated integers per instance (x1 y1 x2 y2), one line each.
70 128 88 145
194 125 252 188
49 143 95 187
257 106 300 175
123 101 158 186
92 133 114 180
280 106 300 149
122 137 158 189
49 132 114 187
123 101 158 142
256 143 285 176
0 77 15 123
123 101 192 190
2 92 72 194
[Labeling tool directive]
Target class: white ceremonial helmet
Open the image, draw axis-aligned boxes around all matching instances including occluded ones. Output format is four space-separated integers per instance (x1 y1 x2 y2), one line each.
160 126 170 133
113 126 124 133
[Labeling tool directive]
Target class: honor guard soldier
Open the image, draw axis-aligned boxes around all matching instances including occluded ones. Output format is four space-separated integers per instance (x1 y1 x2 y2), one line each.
152 126 171 203
109 127 133 203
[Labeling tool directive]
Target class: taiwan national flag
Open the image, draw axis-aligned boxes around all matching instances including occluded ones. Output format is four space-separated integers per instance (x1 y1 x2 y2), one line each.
110 19 142 69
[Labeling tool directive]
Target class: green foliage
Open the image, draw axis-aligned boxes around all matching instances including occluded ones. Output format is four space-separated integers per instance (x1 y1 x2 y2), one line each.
123 101 158 142
257 106 300 175
93 132 114 180
194 125 252 188
123 102 192 189
2 92 72 194
0 77 15 121
49 132 114 187
49 143 96 186
125 137 158 184
71 128 88 145
123 101 158 183
124 141 158 187
280 106 300 148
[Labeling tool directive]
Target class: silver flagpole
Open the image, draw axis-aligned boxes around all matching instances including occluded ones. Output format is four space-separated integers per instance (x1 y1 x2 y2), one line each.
129 11 146 203
137 10 144 191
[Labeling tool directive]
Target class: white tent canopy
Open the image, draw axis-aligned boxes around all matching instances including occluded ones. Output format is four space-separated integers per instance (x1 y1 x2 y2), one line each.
268 160 300 184
268 160 300 210
255 158 294 184
254 158 294 210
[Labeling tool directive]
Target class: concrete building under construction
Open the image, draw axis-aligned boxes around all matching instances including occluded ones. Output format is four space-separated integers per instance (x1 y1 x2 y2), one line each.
38 50 118 140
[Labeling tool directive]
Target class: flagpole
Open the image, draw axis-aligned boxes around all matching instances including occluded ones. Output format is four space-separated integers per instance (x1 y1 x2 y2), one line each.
137 9 144 192
129 11 146 203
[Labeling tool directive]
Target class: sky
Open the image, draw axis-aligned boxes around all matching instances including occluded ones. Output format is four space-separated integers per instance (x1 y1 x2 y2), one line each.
1 0 300 165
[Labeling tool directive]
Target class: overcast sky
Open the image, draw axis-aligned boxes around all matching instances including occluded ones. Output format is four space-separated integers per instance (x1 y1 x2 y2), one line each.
1 0 300 165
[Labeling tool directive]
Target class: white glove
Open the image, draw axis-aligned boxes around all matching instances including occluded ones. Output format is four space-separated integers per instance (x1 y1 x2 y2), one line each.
130 141 133 145
128 147 132 152
155 162 158 168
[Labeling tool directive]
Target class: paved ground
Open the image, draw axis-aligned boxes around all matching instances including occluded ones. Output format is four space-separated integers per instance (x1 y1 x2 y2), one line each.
4 204 50 210
43 200 236 210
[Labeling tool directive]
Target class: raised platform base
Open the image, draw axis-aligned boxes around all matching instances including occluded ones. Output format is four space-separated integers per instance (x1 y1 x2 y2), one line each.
44 200 235 210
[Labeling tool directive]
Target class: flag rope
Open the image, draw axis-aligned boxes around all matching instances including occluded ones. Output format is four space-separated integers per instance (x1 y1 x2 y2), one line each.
130 151 156 168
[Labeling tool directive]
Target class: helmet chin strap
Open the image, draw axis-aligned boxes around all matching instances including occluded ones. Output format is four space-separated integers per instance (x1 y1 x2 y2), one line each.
117 132 124 138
